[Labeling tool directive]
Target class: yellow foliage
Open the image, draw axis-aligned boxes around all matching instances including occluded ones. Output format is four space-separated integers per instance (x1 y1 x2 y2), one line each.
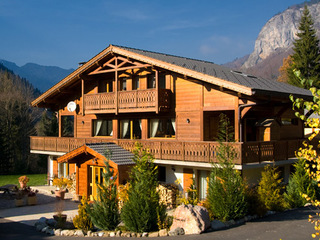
52 177 72 190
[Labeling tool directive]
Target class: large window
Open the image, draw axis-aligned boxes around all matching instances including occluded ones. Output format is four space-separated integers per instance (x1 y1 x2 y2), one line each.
92 119 113 137
149 118 175 138
61 115 74 137
120 119 141 139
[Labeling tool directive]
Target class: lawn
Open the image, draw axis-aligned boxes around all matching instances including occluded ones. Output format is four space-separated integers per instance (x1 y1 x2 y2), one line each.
0 174 47 186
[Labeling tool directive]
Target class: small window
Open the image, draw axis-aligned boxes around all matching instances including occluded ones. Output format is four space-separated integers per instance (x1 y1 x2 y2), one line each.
158 166 166 182
61 115 74 137
147 73 155 89
159 73 166 89
133 75 140 90
120 78 127 91
281 118 298 126
93 119 113 137
149 118 175 138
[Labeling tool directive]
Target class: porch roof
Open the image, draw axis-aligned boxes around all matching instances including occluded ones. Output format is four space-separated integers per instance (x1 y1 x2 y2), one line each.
57 142 134 167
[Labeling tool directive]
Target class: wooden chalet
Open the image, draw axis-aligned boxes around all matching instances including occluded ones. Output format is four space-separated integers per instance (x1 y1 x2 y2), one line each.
30 44 312 200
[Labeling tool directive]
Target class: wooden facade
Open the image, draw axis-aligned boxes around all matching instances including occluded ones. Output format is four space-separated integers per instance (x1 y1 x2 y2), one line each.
30 44 312 195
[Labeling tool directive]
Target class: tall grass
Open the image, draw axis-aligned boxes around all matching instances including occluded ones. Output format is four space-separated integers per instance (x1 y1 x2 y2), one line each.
0 174 47 186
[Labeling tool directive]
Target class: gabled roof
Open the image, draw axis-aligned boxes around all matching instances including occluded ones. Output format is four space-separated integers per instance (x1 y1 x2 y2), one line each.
57 142 134 167
31 44 312 107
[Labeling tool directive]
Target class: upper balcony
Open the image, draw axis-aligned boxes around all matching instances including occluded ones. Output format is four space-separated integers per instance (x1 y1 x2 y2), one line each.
84 89 172 114
30 136 306 166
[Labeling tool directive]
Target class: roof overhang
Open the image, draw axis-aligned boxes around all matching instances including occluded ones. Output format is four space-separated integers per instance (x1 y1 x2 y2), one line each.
57 145 119 169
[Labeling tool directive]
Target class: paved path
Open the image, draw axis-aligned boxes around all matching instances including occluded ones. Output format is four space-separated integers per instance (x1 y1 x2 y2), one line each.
0 205 318 240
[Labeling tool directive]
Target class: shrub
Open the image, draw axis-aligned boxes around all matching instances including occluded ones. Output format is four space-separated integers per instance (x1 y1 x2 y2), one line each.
178 178 199 206
73 196 93 231
246 185 267 217
121 142 166 233
284 158 316 208
257 165 286 212
87 160 120 230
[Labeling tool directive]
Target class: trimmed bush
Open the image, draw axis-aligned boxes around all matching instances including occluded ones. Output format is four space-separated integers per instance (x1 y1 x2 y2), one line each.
257 165 286 212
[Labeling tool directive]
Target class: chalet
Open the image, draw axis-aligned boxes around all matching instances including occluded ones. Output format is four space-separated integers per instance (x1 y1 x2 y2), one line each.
30 44 312 200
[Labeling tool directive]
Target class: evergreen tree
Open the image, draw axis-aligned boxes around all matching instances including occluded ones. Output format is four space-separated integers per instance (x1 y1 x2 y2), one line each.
207 113 248 221
36 110 58 137
257 165 286 212
287 5 320 88
121 143 166 233
284 158 316 208
87 160 120 230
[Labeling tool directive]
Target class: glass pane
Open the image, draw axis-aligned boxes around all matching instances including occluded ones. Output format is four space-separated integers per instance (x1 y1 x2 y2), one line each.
61 116 74 137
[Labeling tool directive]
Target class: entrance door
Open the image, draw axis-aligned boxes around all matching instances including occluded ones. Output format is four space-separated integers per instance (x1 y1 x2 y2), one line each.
90 166 105 201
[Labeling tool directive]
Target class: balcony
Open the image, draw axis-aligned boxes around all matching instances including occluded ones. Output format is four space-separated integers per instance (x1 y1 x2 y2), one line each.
30 136 306 165
84 89 171 114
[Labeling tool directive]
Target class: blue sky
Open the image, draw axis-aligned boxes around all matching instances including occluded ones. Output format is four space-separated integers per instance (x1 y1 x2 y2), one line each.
0 0 305 69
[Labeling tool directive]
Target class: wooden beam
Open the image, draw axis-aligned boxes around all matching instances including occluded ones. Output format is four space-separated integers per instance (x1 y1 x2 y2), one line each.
88 64 151 75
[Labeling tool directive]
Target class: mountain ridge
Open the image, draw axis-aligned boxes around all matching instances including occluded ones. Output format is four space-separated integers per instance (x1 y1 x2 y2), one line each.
0 59 74 92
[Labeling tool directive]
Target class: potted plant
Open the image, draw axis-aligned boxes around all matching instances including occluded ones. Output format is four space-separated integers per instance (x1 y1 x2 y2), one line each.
15 190 25 207
52 177 72 200
26 187 38 205
53 200 67 228
18 175 29 189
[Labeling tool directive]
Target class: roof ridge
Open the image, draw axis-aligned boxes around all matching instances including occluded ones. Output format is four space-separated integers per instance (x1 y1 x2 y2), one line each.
113 44 219 66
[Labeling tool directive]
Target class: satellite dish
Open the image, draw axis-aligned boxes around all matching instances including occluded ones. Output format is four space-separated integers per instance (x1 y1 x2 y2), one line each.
67 101 77 112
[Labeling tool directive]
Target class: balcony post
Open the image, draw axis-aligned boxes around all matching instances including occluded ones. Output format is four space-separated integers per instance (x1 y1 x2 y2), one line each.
115 57 118 115
155 69 159 114
81 78 84 116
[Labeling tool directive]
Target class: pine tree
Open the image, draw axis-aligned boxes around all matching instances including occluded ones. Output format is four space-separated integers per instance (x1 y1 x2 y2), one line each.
257 165 286 212
287 5 320 89
87 160 120 230
284 159 316 208
121 142 166 233
207 113 248 221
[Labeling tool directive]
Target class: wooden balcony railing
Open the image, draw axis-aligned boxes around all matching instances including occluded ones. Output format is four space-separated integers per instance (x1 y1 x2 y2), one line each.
30 136 306 165
83 89 171 114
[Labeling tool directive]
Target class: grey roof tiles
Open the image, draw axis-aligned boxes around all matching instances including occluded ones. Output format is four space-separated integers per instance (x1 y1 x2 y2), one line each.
86 142 134 166
115 45 312 98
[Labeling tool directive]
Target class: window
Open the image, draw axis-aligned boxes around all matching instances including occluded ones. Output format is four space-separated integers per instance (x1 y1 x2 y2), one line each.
198 170 208 200
281 118 298 126
133 75 140 90
147 73 155 89
58 163 68 178
158 166 166 182
120 78 127 91
61 115 74 137
98 79 113 93
120 119 141 139
92 119 113 137
149 118 175 138
159 73 166 89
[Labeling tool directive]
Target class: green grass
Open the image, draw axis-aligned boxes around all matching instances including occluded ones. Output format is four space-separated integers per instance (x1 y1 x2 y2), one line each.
0 174 47 187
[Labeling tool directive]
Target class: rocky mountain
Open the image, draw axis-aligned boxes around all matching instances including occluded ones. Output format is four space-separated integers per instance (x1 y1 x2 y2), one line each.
231 0 320 80
0 59 74 92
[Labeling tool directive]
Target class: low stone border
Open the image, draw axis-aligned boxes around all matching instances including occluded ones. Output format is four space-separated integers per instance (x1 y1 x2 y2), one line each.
34 212 276 237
